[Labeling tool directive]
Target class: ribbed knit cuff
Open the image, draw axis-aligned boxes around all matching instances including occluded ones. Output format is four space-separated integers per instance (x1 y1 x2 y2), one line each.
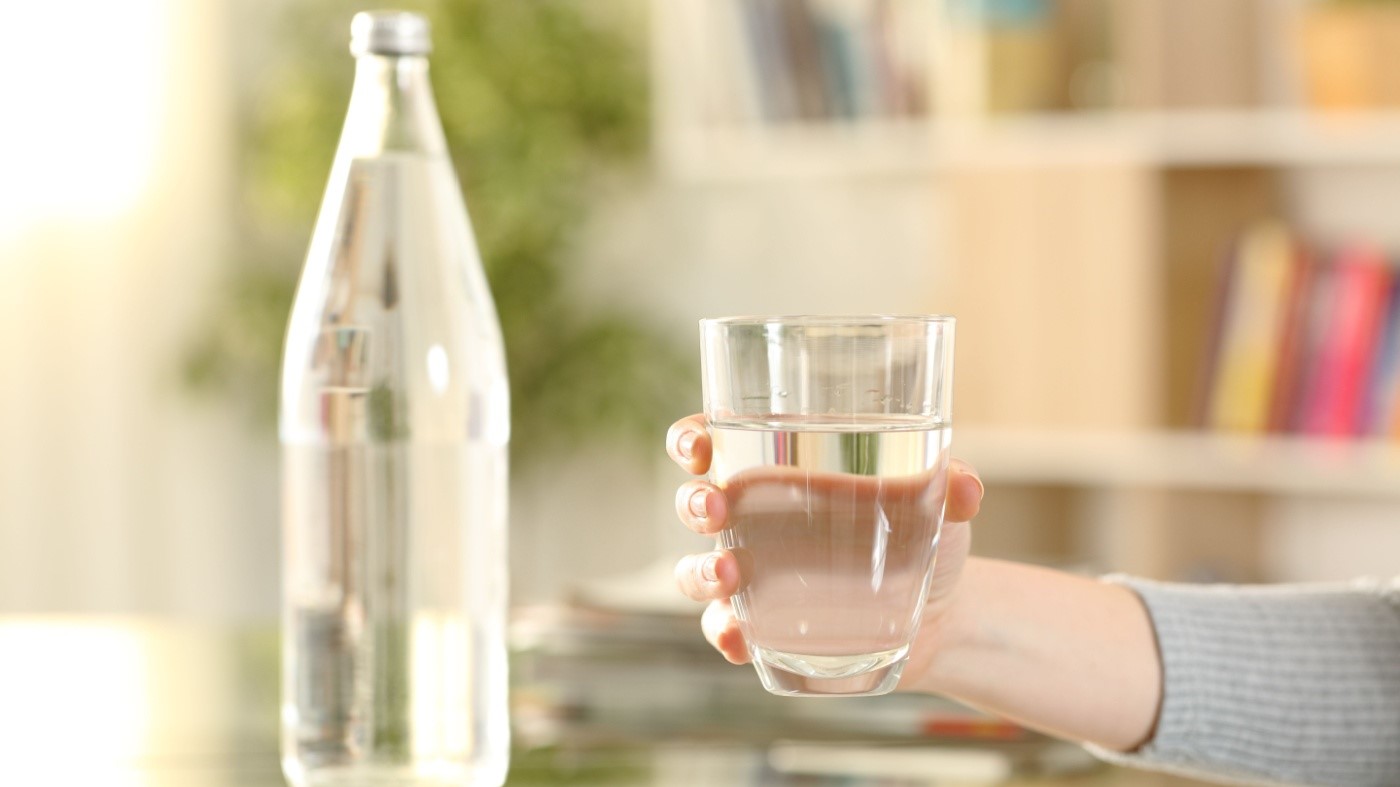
1086 576 1400 787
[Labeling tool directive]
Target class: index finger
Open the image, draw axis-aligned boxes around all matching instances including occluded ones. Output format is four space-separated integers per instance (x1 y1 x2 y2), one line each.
666 414 712 475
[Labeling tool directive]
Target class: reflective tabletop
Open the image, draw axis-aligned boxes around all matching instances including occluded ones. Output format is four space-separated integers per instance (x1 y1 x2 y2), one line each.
0 616 1207 786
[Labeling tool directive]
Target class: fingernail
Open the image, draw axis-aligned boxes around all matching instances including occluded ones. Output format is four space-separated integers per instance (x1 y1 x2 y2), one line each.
701 554 719 582
970 472 985 500
677 431 698 460
688 490 710 519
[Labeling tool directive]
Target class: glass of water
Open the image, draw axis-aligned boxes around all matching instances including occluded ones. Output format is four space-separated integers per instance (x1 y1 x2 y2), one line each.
699 315 955 697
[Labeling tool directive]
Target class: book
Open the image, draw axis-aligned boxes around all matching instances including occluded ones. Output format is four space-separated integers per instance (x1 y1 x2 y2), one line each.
739 0 797 121
1267 244 1318 432
1299 245 1393 437
1205 222 1299 433
884 0 933 115
704 0 932 123
812 0 891 120
778 0 831 120
1194 237 1241 428
1364 273 1400 436
1287 257 1338 432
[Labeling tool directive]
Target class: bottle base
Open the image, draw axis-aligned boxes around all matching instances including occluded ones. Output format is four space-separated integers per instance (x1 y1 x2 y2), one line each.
751 644 908 697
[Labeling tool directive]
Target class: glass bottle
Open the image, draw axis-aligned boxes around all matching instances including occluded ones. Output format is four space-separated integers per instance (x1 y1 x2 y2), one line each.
279 11 510 786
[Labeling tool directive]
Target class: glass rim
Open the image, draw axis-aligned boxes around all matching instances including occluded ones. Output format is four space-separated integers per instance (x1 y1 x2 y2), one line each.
700 314 954 328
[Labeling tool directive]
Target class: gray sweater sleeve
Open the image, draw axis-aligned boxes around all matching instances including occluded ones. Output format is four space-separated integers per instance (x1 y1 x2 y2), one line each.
1086 577 1400 786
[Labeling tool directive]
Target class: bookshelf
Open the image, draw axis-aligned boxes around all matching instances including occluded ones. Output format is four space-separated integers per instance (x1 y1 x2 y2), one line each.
660 110 1400 182
649 0 1400 588
653 0 1400 180
958 428 1400 500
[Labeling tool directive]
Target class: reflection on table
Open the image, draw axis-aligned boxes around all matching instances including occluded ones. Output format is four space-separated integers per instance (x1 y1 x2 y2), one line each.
0 613 1207 786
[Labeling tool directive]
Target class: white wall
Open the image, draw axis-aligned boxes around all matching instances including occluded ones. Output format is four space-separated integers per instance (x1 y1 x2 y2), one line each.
0 1 283 620
572 177 947 340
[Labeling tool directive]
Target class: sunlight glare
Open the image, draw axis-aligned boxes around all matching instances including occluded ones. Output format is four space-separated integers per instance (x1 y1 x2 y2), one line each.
0 621 152 784
0 0 166 239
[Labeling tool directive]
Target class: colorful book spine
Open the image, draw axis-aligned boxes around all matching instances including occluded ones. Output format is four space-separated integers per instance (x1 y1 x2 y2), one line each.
1194 238 1240 428
1364 274 1400 436
1201 226 1400 441
1205 223 1298 433
1299 245 1393 437
868 0 907 116
778 0 832 120
1267 244 1317 433
739 0 795 121
1287 258 1337 433
727 0 928 122
814 16 858 119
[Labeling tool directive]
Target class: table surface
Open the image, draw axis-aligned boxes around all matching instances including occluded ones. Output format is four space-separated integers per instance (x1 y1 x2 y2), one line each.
0 616 1210 786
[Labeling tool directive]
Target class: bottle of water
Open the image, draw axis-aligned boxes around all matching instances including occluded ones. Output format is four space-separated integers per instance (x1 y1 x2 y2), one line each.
279 11 510 786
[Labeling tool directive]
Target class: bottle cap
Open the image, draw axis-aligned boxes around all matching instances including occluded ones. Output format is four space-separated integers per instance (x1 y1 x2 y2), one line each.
350 11 431 57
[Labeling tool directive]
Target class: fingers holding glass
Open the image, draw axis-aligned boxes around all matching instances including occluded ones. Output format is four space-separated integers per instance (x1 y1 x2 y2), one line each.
701 600 750 664
666 414 711 475
675 480 729 535
945 458 985 523
674 549 741 602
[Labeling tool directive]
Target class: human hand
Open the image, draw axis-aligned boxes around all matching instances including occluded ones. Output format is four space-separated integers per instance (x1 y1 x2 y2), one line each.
665 413 984 682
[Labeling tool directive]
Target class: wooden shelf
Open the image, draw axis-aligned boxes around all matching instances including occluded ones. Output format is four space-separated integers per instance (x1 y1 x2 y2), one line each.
656 119 937 183
657 109 1400 182
956 428 1400 500
970 109 1400 168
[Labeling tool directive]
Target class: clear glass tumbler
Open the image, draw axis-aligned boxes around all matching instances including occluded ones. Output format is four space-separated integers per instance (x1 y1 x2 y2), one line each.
699 315 955 697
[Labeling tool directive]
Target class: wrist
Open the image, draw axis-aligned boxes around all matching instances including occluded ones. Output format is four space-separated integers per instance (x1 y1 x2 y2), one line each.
901 559 987 695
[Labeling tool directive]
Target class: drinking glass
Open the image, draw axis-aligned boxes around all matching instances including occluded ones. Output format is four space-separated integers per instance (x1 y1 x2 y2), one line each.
699 315 955 697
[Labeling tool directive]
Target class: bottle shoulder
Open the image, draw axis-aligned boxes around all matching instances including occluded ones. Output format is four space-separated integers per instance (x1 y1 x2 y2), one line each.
281 152 508 445
290 153 501 342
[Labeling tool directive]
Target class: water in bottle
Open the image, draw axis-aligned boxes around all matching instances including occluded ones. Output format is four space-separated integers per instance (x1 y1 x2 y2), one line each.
279 11 510 786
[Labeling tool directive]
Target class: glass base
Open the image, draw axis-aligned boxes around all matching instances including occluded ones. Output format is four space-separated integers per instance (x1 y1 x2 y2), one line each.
751 644 908 697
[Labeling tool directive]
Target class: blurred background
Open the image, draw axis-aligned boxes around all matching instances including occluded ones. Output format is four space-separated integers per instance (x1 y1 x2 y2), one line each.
4 0 1400 784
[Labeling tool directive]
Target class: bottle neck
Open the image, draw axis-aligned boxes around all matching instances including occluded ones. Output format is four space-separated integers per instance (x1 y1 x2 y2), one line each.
336 54 446 159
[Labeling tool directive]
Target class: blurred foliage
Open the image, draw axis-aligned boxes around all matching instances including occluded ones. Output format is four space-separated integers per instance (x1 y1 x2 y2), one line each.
506 746 650 784
184 0 691 468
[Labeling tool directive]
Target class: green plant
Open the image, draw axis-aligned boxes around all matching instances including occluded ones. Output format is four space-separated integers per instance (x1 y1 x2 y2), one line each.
184 0 690 468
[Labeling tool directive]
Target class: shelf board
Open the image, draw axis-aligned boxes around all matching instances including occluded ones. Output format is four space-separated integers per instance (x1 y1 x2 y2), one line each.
956 428 1400 499
967 109 1400 168
657 118 937 183
658 109 1400 182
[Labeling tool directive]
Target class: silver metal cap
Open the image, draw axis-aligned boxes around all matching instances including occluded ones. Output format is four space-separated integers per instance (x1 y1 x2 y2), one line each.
350 11 431 57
